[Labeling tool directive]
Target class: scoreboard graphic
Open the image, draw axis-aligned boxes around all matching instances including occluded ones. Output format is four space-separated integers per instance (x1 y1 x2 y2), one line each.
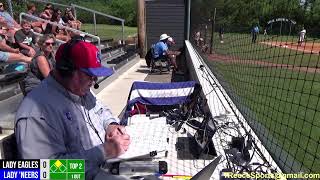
0 159 85 180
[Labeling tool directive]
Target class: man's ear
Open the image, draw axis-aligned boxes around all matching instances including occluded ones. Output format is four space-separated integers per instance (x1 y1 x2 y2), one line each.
72 70 80 80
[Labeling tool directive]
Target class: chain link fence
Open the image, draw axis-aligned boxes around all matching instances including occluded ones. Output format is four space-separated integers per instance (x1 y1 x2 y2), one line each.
190 0 319 174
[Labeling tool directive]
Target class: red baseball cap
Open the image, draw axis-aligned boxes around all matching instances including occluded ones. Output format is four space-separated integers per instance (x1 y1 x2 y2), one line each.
55 41 113 77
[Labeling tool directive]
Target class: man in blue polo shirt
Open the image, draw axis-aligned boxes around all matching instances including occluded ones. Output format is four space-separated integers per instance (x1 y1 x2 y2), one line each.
153 33 170 60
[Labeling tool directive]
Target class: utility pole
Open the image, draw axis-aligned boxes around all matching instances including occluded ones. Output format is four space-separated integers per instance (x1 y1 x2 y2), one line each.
6 0 13 17
210 8 216 54
137 0 146 57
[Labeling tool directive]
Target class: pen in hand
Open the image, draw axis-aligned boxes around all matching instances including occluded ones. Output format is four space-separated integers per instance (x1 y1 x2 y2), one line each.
117 127 124 135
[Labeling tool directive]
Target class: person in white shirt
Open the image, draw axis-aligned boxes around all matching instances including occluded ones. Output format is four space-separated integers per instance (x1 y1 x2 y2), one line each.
298 28 306 46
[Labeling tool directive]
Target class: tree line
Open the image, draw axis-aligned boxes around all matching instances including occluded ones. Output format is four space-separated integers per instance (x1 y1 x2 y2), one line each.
10 0 137 27
191 0 320 36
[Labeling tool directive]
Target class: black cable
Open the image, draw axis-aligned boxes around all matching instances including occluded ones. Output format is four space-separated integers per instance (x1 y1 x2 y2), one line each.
198 65 229 111
83 106 104 144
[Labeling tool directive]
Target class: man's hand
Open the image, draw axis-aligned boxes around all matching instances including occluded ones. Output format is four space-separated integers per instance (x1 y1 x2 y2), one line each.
106 124 127 137
104 124 130 158
22 55 32 64
13 48 20 53
28 48 36 57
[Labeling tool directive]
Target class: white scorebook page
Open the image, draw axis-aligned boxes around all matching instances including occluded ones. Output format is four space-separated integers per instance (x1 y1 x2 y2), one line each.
106 116 169 163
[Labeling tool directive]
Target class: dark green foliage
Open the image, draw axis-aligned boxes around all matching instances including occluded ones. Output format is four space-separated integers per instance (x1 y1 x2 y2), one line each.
191 0 320 37
10 0 137 27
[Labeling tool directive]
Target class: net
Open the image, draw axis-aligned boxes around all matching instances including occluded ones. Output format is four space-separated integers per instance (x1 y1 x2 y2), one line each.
190 0 320 174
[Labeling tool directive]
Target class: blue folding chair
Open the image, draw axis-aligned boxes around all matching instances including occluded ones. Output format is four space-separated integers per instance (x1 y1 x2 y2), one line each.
122 81 200 124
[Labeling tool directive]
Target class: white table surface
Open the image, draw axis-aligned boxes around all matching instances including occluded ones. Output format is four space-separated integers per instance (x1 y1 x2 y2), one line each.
95 114 271 180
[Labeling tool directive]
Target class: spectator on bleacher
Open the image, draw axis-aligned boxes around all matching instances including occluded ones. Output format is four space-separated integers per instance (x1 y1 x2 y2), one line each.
0 34 19 53
15 40 130 180
0 2 20 43
19 34 56 95
39 4 54 34
26 3 37 16
0 2 19 27
44 8 70 42
14 20 37 57
26 3 43 33
39 3 54 20
0 34 32 64
62 8 82 30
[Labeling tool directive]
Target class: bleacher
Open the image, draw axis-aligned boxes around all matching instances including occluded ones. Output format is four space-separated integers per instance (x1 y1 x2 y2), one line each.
0 1 138 130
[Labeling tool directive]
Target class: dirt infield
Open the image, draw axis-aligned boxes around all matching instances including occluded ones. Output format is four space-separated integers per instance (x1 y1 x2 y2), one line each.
207 53 320 73
261 41 320 55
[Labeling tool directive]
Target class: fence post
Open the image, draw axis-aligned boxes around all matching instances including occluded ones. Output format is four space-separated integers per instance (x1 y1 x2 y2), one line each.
93 12 97 35
204 25 207 45
72 5 77 20
186 0 191 40
6 0 13 17
210 8 216 54
122 20 125 44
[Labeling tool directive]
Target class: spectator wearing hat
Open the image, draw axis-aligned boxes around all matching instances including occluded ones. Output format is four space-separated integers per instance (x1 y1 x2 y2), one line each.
153 34 181 71
15 40 130 180
145 34 170 68
153 33 170 60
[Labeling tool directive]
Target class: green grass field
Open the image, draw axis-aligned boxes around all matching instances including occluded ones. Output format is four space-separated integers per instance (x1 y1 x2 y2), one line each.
204 33 320 173
214 33 320 67
81 24 137 41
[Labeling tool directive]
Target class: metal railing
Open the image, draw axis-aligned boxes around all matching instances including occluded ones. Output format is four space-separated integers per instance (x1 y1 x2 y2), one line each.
70 4 125 42
19 13 101 53
24 0 126 43
28 0 72 9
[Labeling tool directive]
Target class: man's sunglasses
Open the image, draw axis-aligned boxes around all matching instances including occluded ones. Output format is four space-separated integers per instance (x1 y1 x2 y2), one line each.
45 42 55 46
80 69 97 80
